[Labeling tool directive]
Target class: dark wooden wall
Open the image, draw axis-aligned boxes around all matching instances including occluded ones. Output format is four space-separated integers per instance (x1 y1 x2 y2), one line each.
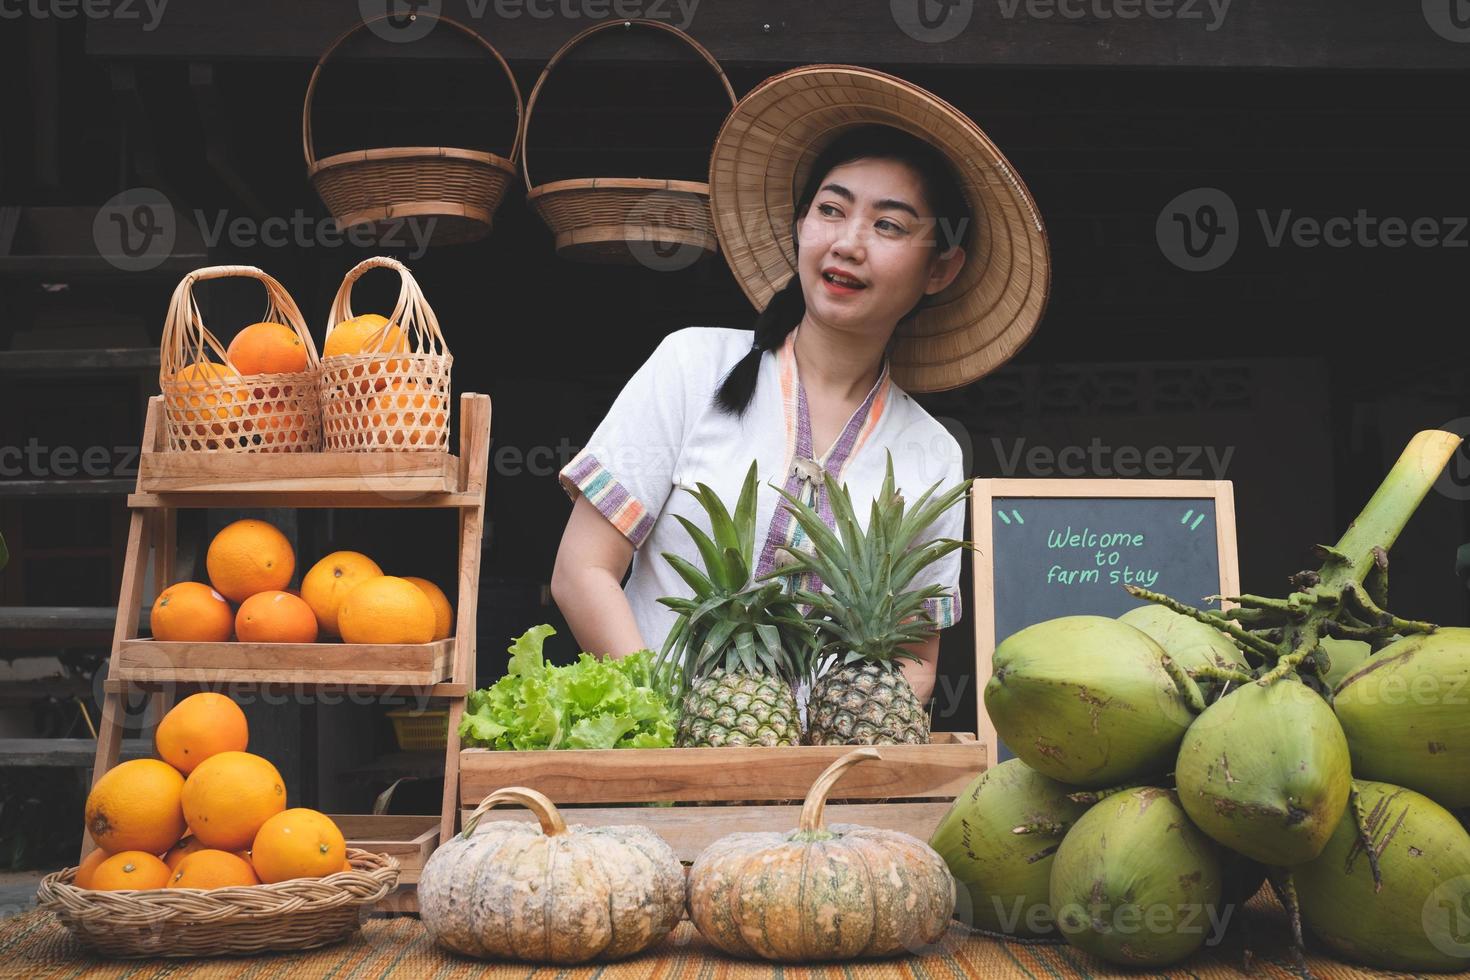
2 2 1468 798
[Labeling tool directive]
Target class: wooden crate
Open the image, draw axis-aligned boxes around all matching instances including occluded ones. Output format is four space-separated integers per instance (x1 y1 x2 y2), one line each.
331 813 439 885
459 734 985 861
115 638 454 685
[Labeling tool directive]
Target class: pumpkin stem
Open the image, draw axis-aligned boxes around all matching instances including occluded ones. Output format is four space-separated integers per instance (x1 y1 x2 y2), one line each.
462 786 568 839
798 747 881 833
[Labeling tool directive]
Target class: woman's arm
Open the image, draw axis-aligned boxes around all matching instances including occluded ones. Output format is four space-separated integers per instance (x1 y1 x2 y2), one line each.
550 495 646 658
899 633 941 707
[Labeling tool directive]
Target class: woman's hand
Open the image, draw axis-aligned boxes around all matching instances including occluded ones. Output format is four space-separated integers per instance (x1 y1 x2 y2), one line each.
550 495 647 659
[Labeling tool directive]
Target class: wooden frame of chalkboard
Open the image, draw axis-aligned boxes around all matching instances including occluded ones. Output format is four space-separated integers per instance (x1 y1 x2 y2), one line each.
968 479 1240 768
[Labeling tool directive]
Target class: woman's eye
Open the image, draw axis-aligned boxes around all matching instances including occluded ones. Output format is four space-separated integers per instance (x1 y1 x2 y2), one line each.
876 218 906 234
816 203 841 218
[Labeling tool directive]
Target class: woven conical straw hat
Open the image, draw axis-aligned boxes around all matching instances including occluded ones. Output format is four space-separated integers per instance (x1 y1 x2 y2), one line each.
708 65 1050 393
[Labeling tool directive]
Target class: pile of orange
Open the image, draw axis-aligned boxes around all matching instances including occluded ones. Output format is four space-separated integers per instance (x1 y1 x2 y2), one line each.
150 518 452 645
79 693 351 891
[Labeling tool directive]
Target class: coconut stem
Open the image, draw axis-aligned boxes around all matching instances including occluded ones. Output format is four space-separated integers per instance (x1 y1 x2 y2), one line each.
1329 430 1462 583
1066 782 1147 806
799 747 881 833
1161 655 1207 713
1343 582 1436 635
1267 868 1310 976
1189 664 1256 686
1348 784 1384 893
463 787 567 839
1126 586 1278 661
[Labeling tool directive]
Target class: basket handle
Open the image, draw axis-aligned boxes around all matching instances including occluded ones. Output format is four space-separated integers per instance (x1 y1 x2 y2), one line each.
521 18 737 193
159 264 319 384
323 255 447 357
303 13 524 171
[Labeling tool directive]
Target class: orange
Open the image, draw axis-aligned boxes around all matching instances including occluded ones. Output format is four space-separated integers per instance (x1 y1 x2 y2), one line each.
300 551 383 638
150 582 234 643
244 386 306 448
323 314 406 360
366 380 446 447
155 692 249 775
251 809 346 883
169 362 247 448
325 314 409 393
338 576 435 645
163 835 207 870
236 591 319 643
206 519 295 602
85 758 187 854
340 858 353 874
181 751 286 850
169 849 260 889
74 847 111 888
90 851 171 891
226 322 308 376
402 577 452 641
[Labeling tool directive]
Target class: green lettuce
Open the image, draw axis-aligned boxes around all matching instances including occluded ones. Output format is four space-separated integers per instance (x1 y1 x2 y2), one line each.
458 625 676 750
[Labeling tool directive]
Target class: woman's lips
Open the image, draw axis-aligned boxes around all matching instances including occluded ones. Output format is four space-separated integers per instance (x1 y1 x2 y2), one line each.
821 270 867 296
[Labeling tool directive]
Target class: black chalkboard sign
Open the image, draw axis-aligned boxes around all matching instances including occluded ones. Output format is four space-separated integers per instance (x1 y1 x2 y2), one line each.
969 479 1240 765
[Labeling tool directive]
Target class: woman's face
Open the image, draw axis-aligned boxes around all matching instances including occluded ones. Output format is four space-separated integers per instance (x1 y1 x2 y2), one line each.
795 156 966 341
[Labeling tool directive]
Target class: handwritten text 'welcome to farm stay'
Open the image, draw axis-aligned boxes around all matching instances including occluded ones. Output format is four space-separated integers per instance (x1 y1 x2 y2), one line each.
1046 527 1158 589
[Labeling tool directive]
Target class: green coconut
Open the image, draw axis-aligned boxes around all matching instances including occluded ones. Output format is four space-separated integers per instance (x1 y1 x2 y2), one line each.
985 616 1196 788
1296 780 1470 972
929 759 1091 937
1175 677 1351 866
1119 604 1248 696
1049 787 1223 967
1333 628 1470 808
1317 638 1370 691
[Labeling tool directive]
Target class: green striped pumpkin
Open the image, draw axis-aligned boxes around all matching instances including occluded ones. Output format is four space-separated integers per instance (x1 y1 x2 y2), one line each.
687 748 956 961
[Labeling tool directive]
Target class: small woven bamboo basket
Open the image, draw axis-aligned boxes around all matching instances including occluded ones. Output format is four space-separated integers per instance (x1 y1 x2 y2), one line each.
35 849 399 958
304 14 523 247
524 19 736 265
320 256 451 452
159 266 322 453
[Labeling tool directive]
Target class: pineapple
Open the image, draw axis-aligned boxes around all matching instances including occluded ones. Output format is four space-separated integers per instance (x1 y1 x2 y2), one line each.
654 462 812 747
768 453 970 745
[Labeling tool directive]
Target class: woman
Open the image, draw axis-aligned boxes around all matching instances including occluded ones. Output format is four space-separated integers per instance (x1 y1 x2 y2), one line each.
552 66 1049 708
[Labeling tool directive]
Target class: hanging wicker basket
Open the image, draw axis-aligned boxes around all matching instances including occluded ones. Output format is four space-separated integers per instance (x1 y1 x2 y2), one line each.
35 849 399 958
523 19 736 265
320 256 452 452
159 265 322 453
304 15 523 248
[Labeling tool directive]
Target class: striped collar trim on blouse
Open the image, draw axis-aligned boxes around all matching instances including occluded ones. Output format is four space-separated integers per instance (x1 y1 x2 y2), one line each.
755 327 893 580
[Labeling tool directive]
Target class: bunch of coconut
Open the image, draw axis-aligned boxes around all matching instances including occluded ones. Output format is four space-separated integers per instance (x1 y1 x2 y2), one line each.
930 430 1470 973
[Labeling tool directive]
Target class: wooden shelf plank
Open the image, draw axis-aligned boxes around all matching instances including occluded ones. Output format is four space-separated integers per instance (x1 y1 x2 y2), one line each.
136 450 461 495
461 802 955 864
0 606 119 631
0 479 133 498
0 348 159 373
104 678 469 698
127 490 481 510
459 735 985 806
0 738 150 768
115 638 454 686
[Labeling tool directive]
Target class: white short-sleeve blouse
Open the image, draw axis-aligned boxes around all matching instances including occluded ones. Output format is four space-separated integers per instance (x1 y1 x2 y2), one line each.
558 325 966 656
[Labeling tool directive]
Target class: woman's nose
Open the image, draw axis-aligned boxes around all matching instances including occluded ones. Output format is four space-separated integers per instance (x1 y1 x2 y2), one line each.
831 220 867 263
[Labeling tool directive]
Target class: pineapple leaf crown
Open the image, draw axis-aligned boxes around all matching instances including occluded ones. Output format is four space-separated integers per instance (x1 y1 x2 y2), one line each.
653 461 813 702
762 451 970 669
